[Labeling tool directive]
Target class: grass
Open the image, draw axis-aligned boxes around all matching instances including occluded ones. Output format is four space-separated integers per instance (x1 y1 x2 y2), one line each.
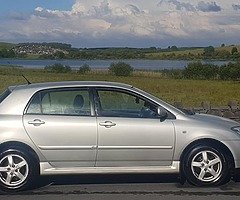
215 45 240 52
0 42 16 50
146 48 204 59
0 65 240 108
145 45 240 59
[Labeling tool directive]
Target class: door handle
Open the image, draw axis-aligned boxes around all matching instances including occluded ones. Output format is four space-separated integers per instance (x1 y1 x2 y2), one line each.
99 121 116 128
28 119 45 126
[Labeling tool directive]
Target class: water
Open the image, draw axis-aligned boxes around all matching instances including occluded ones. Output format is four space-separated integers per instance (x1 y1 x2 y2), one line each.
0 59 232 70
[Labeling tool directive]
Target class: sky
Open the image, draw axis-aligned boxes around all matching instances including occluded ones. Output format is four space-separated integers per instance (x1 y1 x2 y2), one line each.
0 0 240 48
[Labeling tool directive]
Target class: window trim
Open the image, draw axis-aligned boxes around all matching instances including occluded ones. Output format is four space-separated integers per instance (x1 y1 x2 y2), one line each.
0 89 11 104
24 87 95 117
94 87 176 119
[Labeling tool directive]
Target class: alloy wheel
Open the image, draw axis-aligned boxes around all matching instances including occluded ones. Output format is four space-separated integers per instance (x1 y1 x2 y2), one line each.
191 150 222 182
0 154 29 187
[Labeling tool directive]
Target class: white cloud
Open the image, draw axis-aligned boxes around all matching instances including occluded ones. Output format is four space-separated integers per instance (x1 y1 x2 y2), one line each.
197 1 221 12
0 0 240 47
232 4 240 11
158 0 196 11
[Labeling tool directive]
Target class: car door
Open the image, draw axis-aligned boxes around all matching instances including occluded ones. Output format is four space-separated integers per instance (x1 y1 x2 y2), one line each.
95 88 175 167
23 88 97 168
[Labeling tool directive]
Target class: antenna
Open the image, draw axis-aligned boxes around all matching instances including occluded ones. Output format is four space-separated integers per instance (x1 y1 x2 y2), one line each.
22 74 31 84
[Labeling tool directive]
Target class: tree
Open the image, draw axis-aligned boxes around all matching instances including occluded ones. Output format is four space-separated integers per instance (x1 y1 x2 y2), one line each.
183 62 219 80
44 63 71 73
109 62 133 76
201 64 219 80
219 62 240 80
78 64 91 74
203 46 215 57
231 47 238 55
0 49 16 58
54 51 65 59
183 62 203 79
219 64 231 80
171 46 178 51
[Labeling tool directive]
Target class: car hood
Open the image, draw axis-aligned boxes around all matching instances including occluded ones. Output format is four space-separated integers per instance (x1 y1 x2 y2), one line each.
187 113 240 129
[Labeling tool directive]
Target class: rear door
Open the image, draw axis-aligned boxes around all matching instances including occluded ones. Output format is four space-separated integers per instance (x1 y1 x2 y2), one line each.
23 88 97 168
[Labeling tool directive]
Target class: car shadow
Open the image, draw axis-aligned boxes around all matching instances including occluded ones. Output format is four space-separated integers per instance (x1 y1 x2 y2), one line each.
34 173 240 190
35 174 180 188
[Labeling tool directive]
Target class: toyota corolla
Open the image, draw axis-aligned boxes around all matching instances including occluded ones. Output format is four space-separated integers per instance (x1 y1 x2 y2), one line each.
0 81 240 191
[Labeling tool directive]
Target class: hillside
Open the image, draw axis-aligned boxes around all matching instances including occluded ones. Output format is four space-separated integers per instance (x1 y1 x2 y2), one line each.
145 45 240 60
0 42 16 50
1 42 240 60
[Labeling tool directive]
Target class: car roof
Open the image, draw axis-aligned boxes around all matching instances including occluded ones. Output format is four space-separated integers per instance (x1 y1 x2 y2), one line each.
3 81 185 117
11 81 134 91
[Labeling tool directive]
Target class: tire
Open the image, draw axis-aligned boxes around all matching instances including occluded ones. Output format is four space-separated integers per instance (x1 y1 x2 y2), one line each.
0 148 39 192
183 145 230 186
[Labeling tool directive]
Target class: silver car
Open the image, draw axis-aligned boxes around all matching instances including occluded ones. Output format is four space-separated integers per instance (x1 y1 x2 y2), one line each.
0 81 240 191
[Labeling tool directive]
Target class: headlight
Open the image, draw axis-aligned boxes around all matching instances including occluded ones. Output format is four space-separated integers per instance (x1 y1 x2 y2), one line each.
231 126 240 135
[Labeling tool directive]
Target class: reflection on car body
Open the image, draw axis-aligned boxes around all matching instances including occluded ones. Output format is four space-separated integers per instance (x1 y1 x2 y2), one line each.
0 81 240 192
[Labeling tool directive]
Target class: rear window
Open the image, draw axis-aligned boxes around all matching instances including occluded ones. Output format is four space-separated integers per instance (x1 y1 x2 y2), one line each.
0 89 11 104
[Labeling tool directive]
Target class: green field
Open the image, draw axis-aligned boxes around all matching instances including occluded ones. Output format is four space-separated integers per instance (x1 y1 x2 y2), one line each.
0 66 239 108
145 45 240 59
0 42 15 50
145 48 204 58
1 42 240 61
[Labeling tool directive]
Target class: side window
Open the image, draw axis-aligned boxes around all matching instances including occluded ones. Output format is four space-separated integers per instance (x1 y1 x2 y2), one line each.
97 89 158 118
26 89 91 116
27 93 41 114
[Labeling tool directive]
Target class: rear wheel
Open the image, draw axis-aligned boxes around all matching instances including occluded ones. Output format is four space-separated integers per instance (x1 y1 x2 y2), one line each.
0 148 39 192
183 145 231 186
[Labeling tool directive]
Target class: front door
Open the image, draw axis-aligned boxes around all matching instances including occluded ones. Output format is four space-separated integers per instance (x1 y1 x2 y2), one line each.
95 88 175 167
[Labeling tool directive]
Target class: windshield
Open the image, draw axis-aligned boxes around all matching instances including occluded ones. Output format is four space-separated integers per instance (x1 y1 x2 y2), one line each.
0 89 11 104
132 87 195 116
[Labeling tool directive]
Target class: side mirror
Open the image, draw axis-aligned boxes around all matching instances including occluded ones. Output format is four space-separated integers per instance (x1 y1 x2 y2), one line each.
157 106 168 121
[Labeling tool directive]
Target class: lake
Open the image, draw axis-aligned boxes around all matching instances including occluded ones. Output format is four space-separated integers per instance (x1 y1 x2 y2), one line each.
0 59 232 70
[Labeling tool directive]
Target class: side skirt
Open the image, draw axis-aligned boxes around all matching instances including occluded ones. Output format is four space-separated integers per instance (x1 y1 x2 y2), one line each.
40 161 180 175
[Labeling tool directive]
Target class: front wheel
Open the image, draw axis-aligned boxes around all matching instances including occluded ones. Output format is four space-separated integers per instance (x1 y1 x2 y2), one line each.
183 145 231 186
0 148 39 192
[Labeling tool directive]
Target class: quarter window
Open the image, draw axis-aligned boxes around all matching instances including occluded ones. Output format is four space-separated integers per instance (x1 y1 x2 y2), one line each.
26 89 91 116
0 89 11 104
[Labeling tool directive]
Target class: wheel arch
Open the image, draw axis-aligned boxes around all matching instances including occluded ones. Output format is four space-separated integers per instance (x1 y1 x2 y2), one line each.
0 141 40 165
180 138 235 175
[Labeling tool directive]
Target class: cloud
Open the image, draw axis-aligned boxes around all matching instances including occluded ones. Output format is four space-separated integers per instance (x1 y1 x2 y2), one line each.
232 4 240 11
158 0 222 13
122 4 145 15
9 12 29 20
33 7 71 18
93 0 112 17
158 0 196 11
1 0 240 48
196 1 221 12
